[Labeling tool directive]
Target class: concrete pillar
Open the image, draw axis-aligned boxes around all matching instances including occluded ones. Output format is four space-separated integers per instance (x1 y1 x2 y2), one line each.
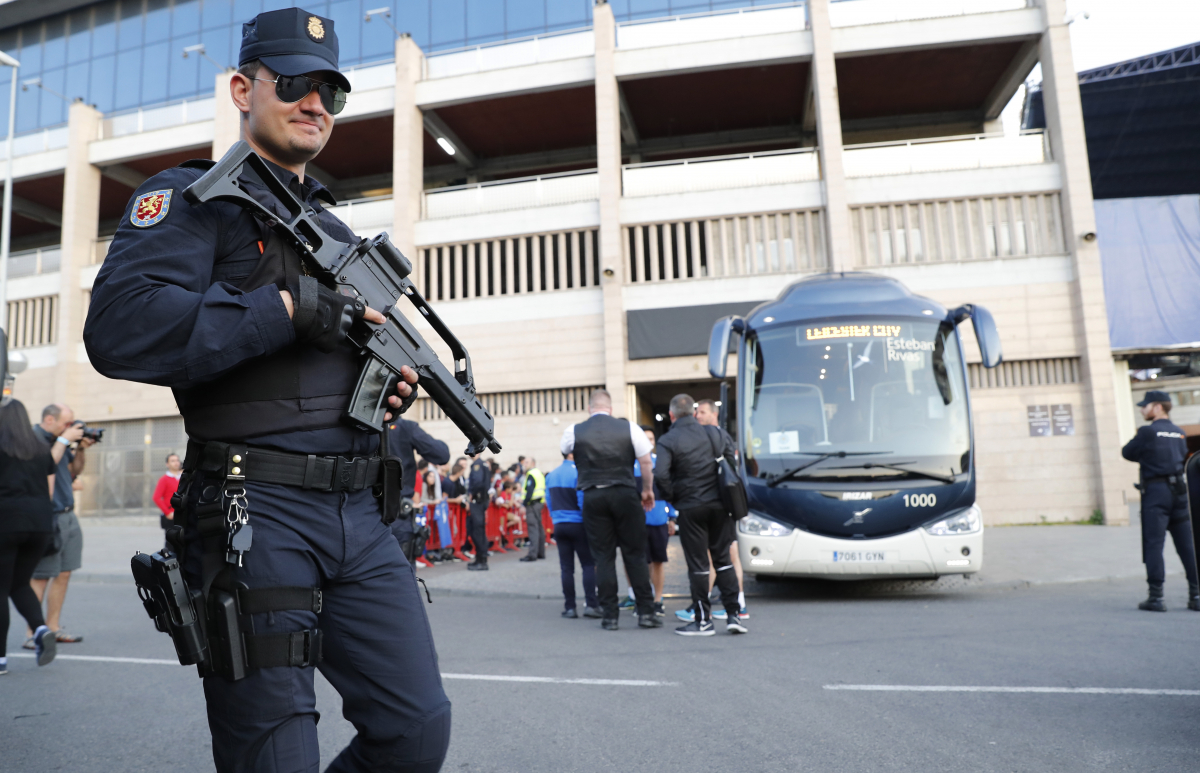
393 35 424 262
807 0 854 271
212 70 239 160
594 1 630 418
1038 0 1127 525
57 101 102 402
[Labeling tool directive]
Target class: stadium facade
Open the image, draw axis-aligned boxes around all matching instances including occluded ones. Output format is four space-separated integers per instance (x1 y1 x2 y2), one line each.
2 0 1132 525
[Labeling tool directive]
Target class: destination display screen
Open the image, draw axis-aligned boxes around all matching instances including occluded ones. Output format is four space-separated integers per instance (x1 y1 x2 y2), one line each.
804 324 902 340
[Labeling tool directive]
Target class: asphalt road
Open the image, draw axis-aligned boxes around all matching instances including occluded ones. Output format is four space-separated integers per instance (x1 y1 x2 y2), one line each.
4 567 1200 773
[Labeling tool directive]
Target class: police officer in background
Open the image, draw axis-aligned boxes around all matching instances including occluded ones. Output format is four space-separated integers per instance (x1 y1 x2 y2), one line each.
83 9 450 771
519 458 546 562
1121 390 1200 612
387 418 450 561
466 454 491 570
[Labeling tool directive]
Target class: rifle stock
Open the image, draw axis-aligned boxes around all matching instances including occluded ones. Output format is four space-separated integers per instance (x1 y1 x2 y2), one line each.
183 142 501 455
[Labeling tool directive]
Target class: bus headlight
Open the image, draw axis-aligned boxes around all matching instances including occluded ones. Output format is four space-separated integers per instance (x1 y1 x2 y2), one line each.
738 512 794 537
923 505 982 536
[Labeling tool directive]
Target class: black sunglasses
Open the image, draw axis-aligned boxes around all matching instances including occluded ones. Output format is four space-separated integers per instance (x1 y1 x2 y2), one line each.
253 75 347 115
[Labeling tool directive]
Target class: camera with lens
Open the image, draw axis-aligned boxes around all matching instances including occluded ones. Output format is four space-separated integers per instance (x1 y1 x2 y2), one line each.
73 421 104 443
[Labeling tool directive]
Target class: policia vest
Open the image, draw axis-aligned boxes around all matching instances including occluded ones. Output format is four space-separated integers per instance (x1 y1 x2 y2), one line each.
172 160 362 442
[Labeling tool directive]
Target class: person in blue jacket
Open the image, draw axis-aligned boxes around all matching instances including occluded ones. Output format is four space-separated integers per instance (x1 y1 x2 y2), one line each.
547 454 600 618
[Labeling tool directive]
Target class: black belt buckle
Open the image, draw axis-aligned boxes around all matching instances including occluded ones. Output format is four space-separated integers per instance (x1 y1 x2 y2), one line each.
330 456 361 492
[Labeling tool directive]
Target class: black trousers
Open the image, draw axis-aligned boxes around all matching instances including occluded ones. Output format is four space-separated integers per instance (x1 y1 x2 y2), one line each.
1142 482 1199 586
468 499 489 565
582 486 654 619
0 531 51 658
554 521 597 611
678 502 740 623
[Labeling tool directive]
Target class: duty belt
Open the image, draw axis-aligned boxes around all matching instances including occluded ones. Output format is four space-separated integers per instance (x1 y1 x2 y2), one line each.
185 440 382 492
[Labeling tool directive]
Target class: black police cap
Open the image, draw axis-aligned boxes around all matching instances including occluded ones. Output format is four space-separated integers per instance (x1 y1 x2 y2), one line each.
1137 389 1171 407
240 8 352 93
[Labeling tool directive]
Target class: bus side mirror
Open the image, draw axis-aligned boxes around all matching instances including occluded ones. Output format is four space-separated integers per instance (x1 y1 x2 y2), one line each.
708 316 742 379
950 304 1002 368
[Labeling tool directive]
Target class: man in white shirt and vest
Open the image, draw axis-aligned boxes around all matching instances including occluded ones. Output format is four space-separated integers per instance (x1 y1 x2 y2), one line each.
560 389 659 631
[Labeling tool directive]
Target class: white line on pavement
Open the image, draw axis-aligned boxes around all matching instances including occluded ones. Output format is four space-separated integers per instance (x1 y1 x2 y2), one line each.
9 653 178 665
442 673 676 687
6 654 674 686
824 684 1200 696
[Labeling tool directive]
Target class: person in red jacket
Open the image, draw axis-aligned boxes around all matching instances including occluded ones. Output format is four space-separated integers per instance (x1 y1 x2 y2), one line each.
152 453 183 546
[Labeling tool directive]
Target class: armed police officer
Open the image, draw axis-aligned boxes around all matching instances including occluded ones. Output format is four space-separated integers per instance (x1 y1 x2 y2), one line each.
465 454 491 570
83 9 451 772
1121 390 1200 613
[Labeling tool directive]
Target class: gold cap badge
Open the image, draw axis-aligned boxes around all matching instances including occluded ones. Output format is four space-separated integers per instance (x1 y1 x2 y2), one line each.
307 16 325 41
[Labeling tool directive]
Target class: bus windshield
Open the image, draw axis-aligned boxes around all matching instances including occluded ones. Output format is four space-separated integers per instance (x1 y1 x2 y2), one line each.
741 317 970 481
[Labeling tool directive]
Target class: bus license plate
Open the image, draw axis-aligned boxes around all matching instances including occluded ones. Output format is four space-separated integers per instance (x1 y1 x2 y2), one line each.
828 550 888 563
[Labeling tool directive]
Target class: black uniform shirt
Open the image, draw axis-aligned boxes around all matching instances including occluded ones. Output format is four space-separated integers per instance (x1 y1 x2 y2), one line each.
84 159 370 455
654 416 737 511
386 419 450 498
467 459 490 502
1121 418 1188 479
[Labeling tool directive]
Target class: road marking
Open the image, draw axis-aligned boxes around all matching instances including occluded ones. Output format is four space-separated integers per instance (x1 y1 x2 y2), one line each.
824 684 1200 696
9 653 178 665
442 673 676 687
7 654 673 686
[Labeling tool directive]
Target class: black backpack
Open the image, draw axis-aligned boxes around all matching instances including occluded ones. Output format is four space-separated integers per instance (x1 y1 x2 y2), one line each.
704 426 748 521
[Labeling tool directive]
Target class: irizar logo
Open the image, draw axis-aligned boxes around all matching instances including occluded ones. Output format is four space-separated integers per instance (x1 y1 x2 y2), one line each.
844 508 872 527
841 492 873 500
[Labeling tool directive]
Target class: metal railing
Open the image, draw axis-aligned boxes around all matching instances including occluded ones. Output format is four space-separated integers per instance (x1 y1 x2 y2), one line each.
425 27 595 79
103 98 216 139
417 228 599 302
850 192 1066 266
616 2 807 48
623 147 819 197
829 0 1031 28
625 208 827 283
422 170 599 220
843 130 1049 178
5 294 56 349
6 245 61 278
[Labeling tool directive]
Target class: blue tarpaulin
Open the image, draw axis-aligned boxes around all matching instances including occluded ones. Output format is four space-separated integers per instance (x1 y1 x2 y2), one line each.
1096 194 1200 351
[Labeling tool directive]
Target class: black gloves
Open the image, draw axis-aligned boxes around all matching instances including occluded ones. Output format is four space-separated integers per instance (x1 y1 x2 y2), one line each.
291 276 365 353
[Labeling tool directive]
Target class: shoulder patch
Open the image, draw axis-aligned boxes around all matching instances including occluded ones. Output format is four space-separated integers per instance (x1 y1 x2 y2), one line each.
131 189 173 228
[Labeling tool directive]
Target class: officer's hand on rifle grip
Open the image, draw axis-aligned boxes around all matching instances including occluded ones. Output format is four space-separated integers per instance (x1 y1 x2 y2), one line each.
291 275 366 353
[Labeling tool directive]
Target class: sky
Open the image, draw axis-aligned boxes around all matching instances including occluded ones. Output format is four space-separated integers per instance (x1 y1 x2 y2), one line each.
999 0 1199 134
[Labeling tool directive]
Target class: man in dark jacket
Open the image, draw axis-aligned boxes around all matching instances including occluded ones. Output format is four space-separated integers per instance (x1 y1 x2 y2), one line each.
655 393 746 636
386 419 450 561
1121 390 1199 612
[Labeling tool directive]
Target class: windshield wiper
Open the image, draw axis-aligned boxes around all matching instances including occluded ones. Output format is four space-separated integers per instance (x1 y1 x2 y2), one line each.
823 461 957 484
765 451 891 488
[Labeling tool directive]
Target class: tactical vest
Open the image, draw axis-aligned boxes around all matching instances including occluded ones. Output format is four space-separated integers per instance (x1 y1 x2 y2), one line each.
173 161 363 442
573 414 637 490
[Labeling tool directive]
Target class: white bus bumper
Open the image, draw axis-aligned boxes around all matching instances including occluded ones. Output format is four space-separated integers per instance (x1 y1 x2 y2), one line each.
738 524 983 580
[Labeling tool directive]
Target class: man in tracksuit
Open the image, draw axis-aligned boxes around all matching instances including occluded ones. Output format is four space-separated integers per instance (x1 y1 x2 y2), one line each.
1121 389 1200 612
546 454 600 618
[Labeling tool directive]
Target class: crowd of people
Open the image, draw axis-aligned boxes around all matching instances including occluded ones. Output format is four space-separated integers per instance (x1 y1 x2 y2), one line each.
398 389 750 637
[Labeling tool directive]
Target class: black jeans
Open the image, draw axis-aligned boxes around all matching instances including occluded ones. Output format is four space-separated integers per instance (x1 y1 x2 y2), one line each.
1141 482 1198 586
554 521 597 610
525 501 545 559
582 486 654 619
0 531 52 658
678 502 739 623
468 499 489 565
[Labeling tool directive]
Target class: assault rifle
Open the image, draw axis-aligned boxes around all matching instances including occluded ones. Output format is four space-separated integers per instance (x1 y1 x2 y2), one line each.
183 142 500 455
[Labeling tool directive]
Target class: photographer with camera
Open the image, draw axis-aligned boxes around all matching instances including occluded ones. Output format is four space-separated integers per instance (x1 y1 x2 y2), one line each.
25 403 93 648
